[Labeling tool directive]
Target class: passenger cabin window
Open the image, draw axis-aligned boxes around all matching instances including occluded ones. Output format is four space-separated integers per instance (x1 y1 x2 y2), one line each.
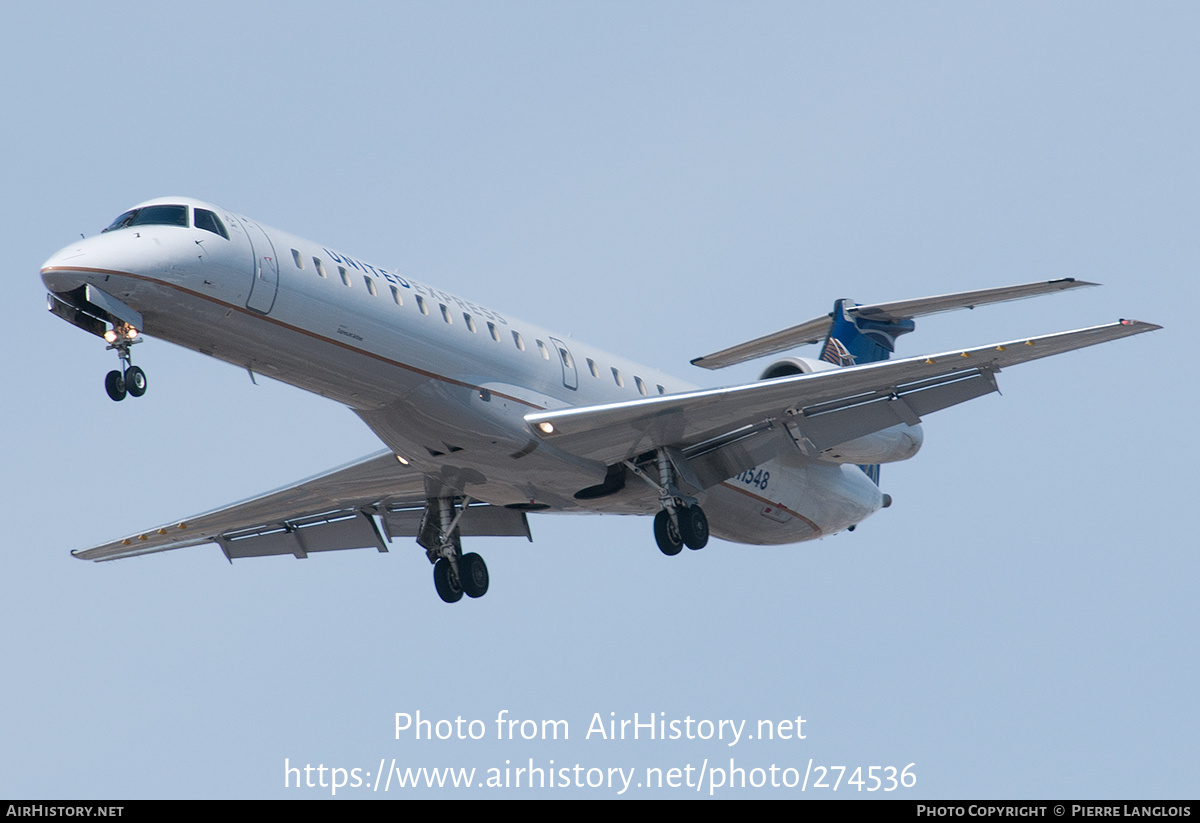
416 296 429 315
103 204 189 233
194 208 229 239
536 339 550 360
291 249 304 269
612 367 624 388
635 376 648 396
487 322 500 341
587 358 599 378
338 266 351 287
313 257 327 277
464 314 477 333
513 331 525 351
365 277 377 296
390 285 403 305
657 384 665 395
440 304 452 324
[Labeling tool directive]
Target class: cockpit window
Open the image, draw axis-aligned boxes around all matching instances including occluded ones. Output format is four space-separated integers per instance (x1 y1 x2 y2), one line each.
102 210 138 233
102 204 189 233
194 208 229 239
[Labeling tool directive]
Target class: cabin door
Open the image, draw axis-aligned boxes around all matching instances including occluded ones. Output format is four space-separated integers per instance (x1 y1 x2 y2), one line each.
239 218 279 314
550 337 578 390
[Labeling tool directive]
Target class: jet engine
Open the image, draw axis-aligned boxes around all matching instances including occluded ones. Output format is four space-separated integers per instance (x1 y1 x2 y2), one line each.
792 422 924 465
758 357 837 380
760 358 924 465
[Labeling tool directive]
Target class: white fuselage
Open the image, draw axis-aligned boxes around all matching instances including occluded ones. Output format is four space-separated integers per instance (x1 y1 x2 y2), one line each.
41 197 884 545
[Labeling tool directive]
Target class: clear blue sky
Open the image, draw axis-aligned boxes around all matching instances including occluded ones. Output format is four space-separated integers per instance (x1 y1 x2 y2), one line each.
2 1 1195 798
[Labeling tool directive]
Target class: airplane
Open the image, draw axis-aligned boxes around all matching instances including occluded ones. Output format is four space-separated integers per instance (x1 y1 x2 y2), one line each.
40 196 1159 603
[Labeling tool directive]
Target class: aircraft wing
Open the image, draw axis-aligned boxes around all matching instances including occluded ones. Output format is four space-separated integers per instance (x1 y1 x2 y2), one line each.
71 451 438 562
527 320 1159 469
75 449 534 563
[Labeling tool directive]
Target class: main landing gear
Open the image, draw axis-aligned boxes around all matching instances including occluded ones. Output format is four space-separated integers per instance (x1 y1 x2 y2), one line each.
653 504 709 555
419 496 490 604
103 328 147 402
626 450 709 557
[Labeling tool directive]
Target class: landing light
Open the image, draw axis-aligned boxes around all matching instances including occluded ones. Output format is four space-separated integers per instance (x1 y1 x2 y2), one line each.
537 422 555 434
104 329 118 343
126 328 139 340
395 454 409 466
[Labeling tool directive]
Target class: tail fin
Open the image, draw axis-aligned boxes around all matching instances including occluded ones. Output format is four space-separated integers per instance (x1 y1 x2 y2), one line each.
819 299 916 366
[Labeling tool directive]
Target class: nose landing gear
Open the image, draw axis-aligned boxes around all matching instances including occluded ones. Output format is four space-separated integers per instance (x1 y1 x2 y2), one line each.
103 328 147 402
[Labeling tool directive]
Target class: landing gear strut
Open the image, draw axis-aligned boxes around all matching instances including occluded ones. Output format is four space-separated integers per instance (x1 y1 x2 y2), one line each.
627 450 709 556
419 496 490 603
104 329 147 402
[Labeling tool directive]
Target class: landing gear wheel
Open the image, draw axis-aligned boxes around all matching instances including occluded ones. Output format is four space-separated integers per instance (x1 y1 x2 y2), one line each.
125 365 147 397
654 510 683 556
105 370 127 402
460 552 489 598
679 504 709 550
433 558 463 603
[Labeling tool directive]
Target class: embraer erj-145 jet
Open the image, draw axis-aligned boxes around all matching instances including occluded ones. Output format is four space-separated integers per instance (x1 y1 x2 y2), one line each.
41 197 1158 603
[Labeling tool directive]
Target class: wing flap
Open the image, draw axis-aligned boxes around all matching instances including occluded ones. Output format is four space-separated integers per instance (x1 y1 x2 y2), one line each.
381 504 532 541
218 510 387 560
796 370 997 451
686 426 796 490
530 320 1159 465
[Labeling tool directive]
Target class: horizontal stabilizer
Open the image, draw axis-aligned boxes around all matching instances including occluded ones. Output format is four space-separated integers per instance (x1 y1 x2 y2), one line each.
691 278 1095 370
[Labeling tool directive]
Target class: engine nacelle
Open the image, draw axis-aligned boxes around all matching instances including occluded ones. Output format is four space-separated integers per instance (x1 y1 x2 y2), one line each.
764 358 922 464
789 421 924 464
758 357 838 380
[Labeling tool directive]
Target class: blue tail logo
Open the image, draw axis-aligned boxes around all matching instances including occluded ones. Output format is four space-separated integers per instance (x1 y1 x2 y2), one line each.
820 299 916 366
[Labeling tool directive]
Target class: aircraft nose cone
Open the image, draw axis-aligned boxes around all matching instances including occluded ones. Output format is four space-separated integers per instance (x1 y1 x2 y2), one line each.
42 241 87 269
41 241 91 292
